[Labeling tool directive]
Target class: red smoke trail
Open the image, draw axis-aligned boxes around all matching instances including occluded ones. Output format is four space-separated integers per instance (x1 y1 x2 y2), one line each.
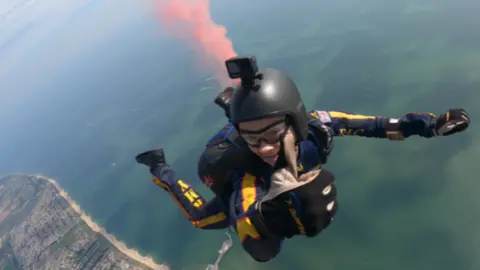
155 0 238 87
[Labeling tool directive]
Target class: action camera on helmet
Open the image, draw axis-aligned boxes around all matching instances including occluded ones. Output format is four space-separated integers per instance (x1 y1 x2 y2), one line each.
225 56 261 86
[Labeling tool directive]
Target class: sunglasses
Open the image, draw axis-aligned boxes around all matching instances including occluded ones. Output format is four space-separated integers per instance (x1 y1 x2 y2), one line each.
239 119 289 148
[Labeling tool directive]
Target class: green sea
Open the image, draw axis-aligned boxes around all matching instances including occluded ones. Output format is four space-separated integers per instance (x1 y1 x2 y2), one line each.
1 0 479 269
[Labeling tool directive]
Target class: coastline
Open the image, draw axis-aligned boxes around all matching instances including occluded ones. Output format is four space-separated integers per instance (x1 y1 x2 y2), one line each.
19 174 171 270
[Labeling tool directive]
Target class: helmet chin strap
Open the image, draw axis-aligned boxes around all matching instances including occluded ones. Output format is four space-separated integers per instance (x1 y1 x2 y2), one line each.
282 128 299 179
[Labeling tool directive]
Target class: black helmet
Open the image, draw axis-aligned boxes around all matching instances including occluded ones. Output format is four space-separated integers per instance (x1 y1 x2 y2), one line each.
228 67 309 141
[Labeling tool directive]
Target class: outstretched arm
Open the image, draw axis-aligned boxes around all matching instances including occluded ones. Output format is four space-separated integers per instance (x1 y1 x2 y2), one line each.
309 109 470 140
136 150 230 230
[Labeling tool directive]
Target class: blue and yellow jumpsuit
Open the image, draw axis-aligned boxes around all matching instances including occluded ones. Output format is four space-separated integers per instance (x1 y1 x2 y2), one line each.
149 110 439 262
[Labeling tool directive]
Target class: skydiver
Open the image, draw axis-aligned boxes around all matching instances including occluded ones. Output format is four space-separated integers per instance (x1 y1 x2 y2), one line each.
135 56 470 263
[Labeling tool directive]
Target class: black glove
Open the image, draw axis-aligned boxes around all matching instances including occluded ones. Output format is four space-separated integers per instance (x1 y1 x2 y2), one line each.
435 109 470 136
135 148 167 168
135 149 175 190
253 169 338 239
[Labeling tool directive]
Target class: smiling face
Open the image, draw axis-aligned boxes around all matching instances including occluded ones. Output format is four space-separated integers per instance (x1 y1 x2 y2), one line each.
237 116 290 166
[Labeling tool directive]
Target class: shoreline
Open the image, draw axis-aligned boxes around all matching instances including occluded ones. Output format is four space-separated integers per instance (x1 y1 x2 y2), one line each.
27 174 170 270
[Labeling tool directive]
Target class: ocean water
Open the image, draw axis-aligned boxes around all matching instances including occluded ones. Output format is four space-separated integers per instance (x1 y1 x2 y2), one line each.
1 0 480 269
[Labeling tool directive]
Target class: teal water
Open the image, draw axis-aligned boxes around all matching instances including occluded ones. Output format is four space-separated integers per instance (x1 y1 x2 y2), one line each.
1 0 480 269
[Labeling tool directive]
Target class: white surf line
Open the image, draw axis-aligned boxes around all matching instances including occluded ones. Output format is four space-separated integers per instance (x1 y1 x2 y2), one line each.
31 174 170 270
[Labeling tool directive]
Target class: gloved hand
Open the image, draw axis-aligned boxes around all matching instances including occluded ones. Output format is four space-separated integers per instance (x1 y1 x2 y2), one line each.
135 149 167 169
256 169 338 238
435 109 470 136
135 148 174 190
248 128 337 239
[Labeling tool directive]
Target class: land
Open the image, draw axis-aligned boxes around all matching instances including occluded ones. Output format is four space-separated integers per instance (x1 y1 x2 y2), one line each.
0 174 168 270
